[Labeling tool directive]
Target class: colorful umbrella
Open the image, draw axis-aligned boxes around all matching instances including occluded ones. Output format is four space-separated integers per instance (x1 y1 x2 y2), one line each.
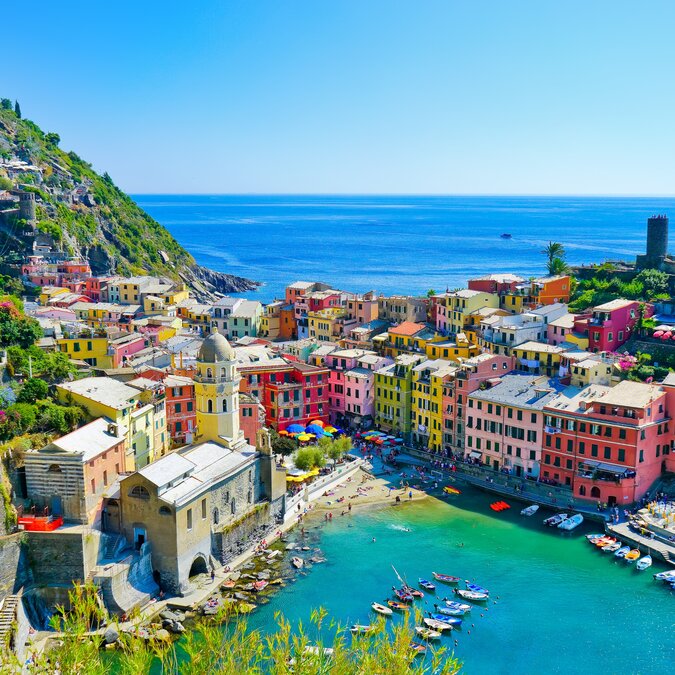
297 433 311 442
287 424 305 433
309 419 325 427
278 429 289 436
324 426 337 433
306 424 325 435
322 431 333 438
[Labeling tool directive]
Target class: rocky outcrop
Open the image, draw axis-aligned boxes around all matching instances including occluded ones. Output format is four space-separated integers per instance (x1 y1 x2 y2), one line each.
181 264 260 301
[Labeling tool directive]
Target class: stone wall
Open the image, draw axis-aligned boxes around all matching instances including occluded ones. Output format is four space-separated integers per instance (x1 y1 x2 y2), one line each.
213 501 272 563
0 533 31 601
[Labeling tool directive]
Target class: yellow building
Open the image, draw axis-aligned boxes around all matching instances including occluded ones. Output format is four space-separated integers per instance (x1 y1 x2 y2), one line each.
411 359 456 451
39 286 69 305
425 335 480 362
308 307 347 342
374 353 425 438
446 290 500 335
56 377 168 469
162 287 190 306
512 341 566 377
57 336 110 367
260 301 283 339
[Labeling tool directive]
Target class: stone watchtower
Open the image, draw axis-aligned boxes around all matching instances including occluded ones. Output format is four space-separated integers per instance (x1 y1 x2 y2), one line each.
18 191 36 223
637 214 669 269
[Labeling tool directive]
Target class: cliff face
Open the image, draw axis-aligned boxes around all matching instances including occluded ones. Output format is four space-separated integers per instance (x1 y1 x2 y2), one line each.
0 105 259 300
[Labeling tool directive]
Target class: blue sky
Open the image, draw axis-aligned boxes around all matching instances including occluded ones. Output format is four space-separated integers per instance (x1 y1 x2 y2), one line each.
5 1 675 194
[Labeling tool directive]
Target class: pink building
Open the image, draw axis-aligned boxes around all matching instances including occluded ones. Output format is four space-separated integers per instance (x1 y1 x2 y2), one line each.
343 353 393 429
547 313 591 346
346 292 379 325
588 299 647 353
326 349 368 424
466 374 565 477
108 332 147 368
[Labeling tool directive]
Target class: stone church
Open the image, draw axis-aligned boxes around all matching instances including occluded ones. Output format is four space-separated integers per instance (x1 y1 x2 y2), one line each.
119 333 287 594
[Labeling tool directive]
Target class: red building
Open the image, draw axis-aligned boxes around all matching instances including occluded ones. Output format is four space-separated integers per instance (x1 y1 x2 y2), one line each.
542 380 671 505
587 299 646 353
240 392 264 445
468 273 526 295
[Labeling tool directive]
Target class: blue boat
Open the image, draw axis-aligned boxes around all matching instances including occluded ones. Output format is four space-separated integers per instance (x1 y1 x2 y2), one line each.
419 578 436 591
428 613 462 626
465 582 489 595
443 600 471 612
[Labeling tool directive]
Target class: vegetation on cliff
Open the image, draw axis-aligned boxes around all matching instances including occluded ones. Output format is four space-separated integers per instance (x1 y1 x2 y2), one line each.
0 102 258 299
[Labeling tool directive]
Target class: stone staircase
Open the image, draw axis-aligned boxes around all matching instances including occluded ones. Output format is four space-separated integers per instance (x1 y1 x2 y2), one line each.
0 595 18 644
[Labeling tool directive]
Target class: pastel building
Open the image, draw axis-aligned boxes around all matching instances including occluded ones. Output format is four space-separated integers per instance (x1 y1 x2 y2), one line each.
587 299 644 353
411 359 456 451
466 374 565 477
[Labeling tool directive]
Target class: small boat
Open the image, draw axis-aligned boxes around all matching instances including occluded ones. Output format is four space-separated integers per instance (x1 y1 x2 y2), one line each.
521 505 539 517
443 486 461 495
653 570 675 581
465 582 489 595
585 533 605 540
415 626 441 640
291 557 304 569
614 546 631 559
410 641 427 655
434 606 464 616
636 555 653 571
387 600 409 611
558 514 584 531
303 645 334 657
602 541 622 553
252 580 268 592
350 624 372 634
490 501 510 512
454 588 488 602
500 233 512 239
428 613 462 626
543 513 568 527
423 617 453 632
266 550 281 560
443 599 471 612
419 578 436 591
594 536 617 548
372 602 393 616
392 588 414 602
624 549 641 563
432 572 461 584
403 585 424 599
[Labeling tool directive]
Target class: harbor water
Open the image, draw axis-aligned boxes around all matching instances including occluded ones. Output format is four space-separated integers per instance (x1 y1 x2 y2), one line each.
247 487 674 674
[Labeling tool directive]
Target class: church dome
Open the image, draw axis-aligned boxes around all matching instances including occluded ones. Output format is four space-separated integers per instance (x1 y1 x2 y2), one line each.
198 332 235 363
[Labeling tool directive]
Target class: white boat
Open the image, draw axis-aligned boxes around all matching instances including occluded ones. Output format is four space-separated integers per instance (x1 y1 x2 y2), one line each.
585 533 605 540
415 626 441 640
614 546 630 559
602 541 622 553
558 514 584 531
349 624 372 634
423 617 453 631
543 513 568 527
443 599 471 612
653 570 675 581
371 602 393 616
521 504 539 516
454 588 488 601
291 557 304 569
435 606 464 616
303 646 334 657
636 555 653 571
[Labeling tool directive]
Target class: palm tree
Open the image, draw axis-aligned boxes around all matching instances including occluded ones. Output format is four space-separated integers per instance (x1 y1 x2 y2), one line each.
547 256 569 276
542 241 565 265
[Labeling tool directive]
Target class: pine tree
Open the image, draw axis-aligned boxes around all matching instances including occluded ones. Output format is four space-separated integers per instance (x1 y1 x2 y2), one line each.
14 100 21 118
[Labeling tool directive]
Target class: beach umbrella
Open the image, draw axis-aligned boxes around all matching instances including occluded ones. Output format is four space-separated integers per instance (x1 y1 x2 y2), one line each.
663 331 672 340
278 429 289 436
322 431 333 438
653 331 664 338
386 435 396 440
309 419 325 427
297 433 311 442
287 424 305 433
334 428 344 434
324 426 337 433
375 437 385 445
394 438 404 444
306 423 324 434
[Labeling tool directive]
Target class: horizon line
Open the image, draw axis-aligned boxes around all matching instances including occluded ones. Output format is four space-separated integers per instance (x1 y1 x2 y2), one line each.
127 192 675 198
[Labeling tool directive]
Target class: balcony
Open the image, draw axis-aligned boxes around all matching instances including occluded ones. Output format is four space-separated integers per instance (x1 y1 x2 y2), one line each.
577 460 636 483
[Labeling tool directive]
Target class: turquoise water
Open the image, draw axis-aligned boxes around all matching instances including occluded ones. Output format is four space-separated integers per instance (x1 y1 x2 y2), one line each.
248 488 674 674
135 195 675 302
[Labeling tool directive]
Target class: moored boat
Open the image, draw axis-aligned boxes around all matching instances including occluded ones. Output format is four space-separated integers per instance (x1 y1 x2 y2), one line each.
521 504 539 516
434 605 464 616
410 641 427 655
415 626 442 640
543 513 568 527
392 587 414 602
594 536 616 548
653 570 675 581
624 549 641 563
423 617 453 631
443 599 471 612
350 624 372 634
443 486 461 495
465 582 489 595
387 600 409 611
585 533 605 540
558 514 583 530
372 602 393 616
614 546 630 559
403 585 424 598
419 578 436 591
432 572 461 584
454 588 488 602
602 541 622 553
304 645 334 657
636 555 652 571
428 612 462 626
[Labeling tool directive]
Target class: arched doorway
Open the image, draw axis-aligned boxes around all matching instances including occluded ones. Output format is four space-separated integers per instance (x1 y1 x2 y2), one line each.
590 486 601 499
189 554 209 578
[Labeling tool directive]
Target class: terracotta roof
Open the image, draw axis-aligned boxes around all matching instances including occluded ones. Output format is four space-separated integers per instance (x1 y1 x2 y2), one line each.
389 321 426 337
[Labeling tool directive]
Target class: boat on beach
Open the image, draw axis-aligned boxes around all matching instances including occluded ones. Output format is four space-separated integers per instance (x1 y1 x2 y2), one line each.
415 626 441 640
432 572 461 584
371 602 393 616
521 504 539 516
636 555 652 571
558 514 583 530
454 588 488 602
419 578 436 591
543 513 568 527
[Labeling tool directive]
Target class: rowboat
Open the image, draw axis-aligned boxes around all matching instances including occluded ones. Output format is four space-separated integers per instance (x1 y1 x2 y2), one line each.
423 617 453 631
521 504 539 516
291 557 304 569
410 641 427 655
454 588 488 601
432 572 461 584
465 582 489 595
558 514 584 530
443 599 471 612
490 501 510 512
585 533 605 540
387 600 409 611
428 612 462 626
594 536 617 548
602 541 622 553
349 624 372 634
614 546 630 559
434 606 465 616
371 602 393 616
403 585 424 598
624 549 641 563
392 588 414 602
443 486 461 495
419 578 436 591
415 626 441 640
653 570 675 581
636 555 652 571
543 513 568 527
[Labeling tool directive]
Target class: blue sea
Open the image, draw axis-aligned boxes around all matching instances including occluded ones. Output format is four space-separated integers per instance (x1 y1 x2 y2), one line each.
134 195 675 303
